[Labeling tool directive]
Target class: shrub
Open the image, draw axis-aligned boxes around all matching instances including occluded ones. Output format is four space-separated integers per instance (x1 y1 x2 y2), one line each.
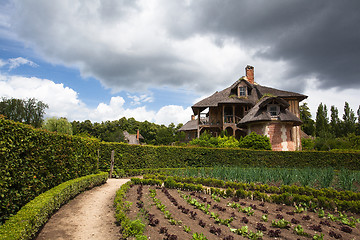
0 172 108 240
301 138 315 151
238 132 272 150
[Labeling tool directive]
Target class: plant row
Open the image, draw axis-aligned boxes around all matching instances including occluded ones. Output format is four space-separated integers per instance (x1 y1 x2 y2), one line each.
138 175 360 213
146 174 360 202
114 181 148 239
165 166 360 191
0 172 108 240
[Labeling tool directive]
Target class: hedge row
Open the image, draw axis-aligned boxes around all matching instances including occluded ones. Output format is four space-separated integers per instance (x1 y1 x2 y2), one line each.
0 118 100 224
99 142 360 171
114 181 147 238
0 172 108 240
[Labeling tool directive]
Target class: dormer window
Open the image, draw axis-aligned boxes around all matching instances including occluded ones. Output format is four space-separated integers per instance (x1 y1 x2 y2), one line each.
239 86 246 96
268 104 280 116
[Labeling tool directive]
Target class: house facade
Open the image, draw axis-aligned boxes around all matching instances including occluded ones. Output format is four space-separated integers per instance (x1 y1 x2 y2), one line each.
179 65 307 151
123 129 144 145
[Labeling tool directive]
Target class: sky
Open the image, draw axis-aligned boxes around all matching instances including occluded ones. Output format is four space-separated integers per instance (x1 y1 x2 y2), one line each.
0 0 359 126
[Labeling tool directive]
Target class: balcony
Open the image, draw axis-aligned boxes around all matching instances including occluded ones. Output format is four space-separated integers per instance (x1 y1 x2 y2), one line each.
224 115 242 124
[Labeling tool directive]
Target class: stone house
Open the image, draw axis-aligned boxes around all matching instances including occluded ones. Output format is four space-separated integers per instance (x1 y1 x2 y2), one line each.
123 129 144 145
179 65 307 151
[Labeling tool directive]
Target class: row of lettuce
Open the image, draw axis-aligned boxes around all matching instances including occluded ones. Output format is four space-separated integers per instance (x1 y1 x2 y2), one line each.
1 118 360 224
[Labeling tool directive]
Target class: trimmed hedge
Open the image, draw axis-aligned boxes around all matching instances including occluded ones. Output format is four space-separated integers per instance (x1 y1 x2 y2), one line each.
0 118 100 224
114 181 147 238
0 172 108 240
99 142 360 171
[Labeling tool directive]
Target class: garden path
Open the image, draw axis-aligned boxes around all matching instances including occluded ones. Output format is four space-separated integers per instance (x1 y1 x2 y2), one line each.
35 178 129 240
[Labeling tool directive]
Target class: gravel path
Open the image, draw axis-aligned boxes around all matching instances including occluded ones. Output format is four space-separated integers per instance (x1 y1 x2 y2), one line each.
36 178 129 240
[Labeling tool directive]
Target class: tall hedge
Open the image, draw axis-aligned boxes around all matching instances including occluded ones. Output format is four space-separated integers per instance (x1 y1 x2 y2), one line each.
0 118 99 224
99 142 360 171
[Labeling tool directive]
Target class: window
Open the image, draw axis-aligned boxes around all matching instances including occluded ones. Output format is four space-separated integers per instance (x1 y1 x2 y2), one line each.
239 86 246 96
268 105 279 116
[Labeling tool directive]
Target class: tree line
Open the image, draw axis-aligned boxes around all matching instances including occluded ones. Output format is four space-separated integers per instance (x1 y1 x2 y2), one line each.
300 102 360 151
2 97 359 149
0 97 185 145
71 118 185 145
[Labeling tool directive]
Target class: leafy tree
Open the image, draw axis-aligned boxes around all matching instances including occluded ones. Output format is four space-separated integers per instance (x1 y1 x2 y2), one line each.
315 103 329 137
43 117 73 135
342 102 356 136
299 103 315 136
330 105 341 137
155 125 175 145
175 123 186 142
0 97 48 127
356 105 360 135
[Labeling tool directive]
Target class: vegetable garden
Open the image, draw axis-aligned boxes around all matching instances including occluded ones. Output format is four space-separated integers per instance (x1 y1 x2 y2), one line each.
116 173 360 239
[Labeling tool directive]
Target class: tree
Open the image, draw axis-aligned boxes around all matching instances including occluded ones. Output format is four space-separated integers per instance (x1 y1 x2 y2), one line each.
43 117 73 135
0 97 48 127
155 125 175 145
342 102 356 136
356 105 360 135
299 103 315 136
315 103 329 137
330 105 341 137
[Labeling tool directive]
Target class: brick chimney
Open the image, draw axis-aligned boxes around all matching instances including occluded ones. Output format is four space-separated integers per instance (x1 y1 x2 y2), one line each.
191 115 195 121
245 65 254 84
136 129 140 142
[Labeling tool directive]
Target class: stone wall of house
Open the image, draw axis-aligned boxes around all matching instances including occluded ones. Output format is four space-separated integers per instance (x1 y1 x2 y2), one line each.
248 122 296 151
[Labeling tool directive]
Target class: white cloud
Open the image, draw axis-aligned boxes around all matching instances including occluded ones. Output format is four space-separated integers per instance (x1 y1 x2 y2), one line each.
0 59 6 68
0 73 191 125
154 105 193 126
8 57 38 70
127 93 153 105
0 73 86 120
303 77 360 120
0 57 38 70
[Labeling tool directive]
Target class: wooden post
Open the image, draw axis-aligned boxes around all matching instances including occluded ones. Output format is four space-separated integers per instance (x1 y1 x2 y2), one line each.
97 149 100 171
109 150 114 178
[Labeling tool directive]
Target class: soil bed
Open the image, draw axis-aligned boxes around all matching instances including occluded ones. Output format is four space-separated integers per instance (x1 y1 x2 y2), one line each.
125 184 360 239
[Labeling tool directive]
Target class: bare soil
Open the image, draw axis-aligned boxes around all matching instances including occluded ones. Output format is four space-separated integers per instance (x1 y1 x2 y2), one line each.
127 184 360 240
35 178 129 240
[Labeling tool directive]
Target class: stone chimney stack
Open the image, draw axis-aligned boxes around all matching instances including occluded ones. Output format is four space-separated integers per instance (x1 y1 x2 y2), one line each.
191 115 195 121
245 65 254 84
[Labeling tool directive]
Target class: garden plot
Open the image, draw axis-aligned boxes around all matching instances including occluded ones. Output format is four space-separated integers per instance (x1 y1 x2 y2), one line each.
122 183 360 239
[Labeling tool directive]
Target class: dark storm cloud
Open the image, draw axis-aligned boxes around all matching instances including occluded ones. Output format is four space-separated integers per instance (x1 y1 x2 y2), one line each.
80 48 206 92
162 0 360 91
7 0 360 94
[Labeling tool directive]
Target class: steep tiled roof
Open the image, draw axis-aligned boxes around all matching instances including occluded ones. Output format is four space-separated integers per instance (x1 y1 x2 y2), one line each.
238 97 302 126
255 85 307 100
192 79 307 113
178 119 197 131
